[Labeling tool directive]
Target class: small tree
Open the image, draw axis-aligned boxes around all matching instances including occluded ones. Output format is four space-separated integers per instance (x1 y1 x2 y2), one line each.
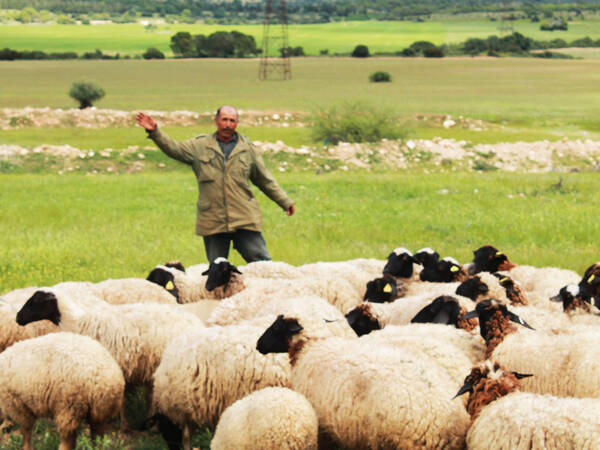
351 44 370 58
69 81 105 109
369 71 391 82
142 47 165 59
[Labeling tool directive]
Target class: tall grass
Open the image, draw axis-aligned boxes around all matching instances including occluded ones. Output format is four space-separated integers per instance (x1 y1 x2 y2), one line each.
310 101 408 144
2 170 600 293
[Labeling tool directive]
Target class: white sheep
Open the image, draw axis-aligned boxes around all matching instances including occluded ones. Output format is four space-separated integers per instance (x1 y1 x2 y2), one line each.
206 275 363 318
210 387 318 450
0 332 124 450
491 326 600 398
257 315 470 449
457 361 600 449
0 299 59 352
207 293 356 338
359 324 476 386
152 320 292 450
90 278 178 305
236 260 304 279
16 288 204 429
296 259 383 295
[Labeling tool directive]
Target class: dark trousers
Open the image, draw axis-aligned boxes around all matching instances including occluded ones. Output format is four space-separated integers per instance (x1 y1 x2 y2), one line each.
203 229 272 263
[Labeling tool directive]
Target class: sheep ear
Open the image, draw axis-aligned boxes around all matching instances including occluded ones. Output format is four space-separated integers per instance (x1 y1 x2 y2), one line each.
233 266 242 274
508 312 535 330
460 310 478 320
287 321 303 333
201 269 210 275
512 372 534 379
323 318 338 323
549 294 563 302
453 382 473 399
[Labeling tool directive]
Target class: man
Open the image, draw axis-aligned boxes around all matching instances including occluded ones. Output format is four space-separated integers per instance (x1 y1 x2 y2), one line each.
136 106 294 263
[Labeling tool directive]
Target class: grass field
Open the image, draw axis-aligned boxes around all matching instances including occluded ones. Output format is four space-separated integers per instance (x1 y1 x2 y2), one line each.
2 170 599 292
1 19 600 56
3 58 600 134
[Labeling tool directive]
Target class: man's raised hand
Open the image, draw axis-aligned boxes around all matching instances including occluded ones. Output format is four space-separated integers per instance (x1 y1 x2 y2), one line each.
136 112 157 131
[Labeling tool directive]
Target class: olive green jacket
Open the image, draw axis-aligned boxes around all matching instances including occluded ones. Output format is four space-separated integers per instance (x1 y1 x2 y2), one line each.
148 128 293 236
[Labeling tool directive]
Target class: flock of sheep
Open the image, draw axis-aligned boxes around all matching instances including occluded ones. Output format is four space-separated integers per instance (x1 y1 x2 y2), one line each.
1 245 600 449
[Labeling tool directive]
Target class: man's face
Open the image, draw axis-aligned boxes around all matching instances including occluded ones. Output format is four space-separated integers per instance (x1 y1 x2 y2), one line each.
214 107 238 141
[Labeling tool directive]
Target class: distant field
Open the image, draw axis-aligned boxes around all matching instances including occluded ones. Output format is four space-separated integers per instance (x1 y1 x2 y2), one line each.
1 19 600 56
2 58 600 132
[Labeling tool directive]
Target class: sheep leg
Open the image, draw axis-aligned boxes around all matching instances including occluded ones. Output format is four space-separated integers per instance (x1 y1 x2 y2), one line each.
57 429 77 450
90 422 108 441
20 422 34 450
144 382 155 419
183 424 191 450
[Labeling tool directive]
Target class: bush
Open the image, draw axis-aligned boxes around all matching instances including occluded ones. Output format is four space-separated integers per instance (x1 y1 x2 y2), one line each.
369 71 391 82
310 101 408 144
423 46 444 58
351 44 370 58
69 81 105 109
142 47 165 59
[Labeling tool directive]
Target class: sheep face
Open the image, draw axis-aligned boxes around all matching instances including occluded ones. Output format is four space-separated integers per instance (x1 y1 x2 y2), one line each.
411 295 462 326
16 290 61 326
550 284 596 313
146 267 180 300
578 272 600 302
456 276 489 301
345 304 381 336
471 245 515 274
363 277 399 303
462 299 533 345
256 315 303 354
202 258 242 291
420 258 467 283
383 251 419 278
413 248 440 267
492 273 528 306
456 361 532 420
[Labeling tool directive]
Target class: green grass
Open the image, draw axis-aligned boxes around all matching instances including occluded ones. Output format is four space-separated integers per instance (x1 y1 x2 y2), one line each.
2 170 599 293
1 20 600 56
2 58 600 134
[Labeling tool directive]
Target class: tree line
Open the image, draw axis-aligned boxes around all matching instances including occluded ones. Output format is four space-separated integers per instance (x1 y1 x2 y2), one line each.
3 29 600 61
2 0 600 23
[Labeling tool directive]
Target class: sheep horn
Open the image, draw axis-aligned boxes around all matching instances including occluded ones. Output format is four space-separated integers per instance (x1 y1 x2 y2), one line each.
453 382 473 399
512 372 534 379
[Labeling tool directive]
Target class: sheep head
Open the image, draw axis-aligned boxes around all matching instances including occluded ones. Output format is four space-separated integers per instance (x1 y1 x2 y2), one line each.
345 304 381 336
491 272 528 306
455 360 532 421
363 276 402 303
420 257 468 283
16 290 61 326
411 295 462 326
202 257 242 291
383 248 419 278
470 245 516 274
146 266 180 300
461 299 534 357
550 284 598 314
456 276 489 301
257 314 303 355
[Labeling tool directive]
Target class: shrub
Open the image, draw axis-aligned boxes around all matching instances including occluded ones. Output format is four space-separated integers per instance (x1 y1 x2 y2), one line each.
423 46 444 58
369 71 391 82
142 47 165 59
69 81 105 109
351 44 370 58
409 40 436 55
310 101 408 144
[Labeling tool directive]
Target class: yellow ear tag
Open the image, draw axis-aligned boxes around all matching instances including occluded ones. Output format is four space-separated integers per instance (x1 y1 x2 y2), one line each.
500 277 509 283
166 281 174 290
450 266 459 272
383 284 392 293
588 275 595 284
